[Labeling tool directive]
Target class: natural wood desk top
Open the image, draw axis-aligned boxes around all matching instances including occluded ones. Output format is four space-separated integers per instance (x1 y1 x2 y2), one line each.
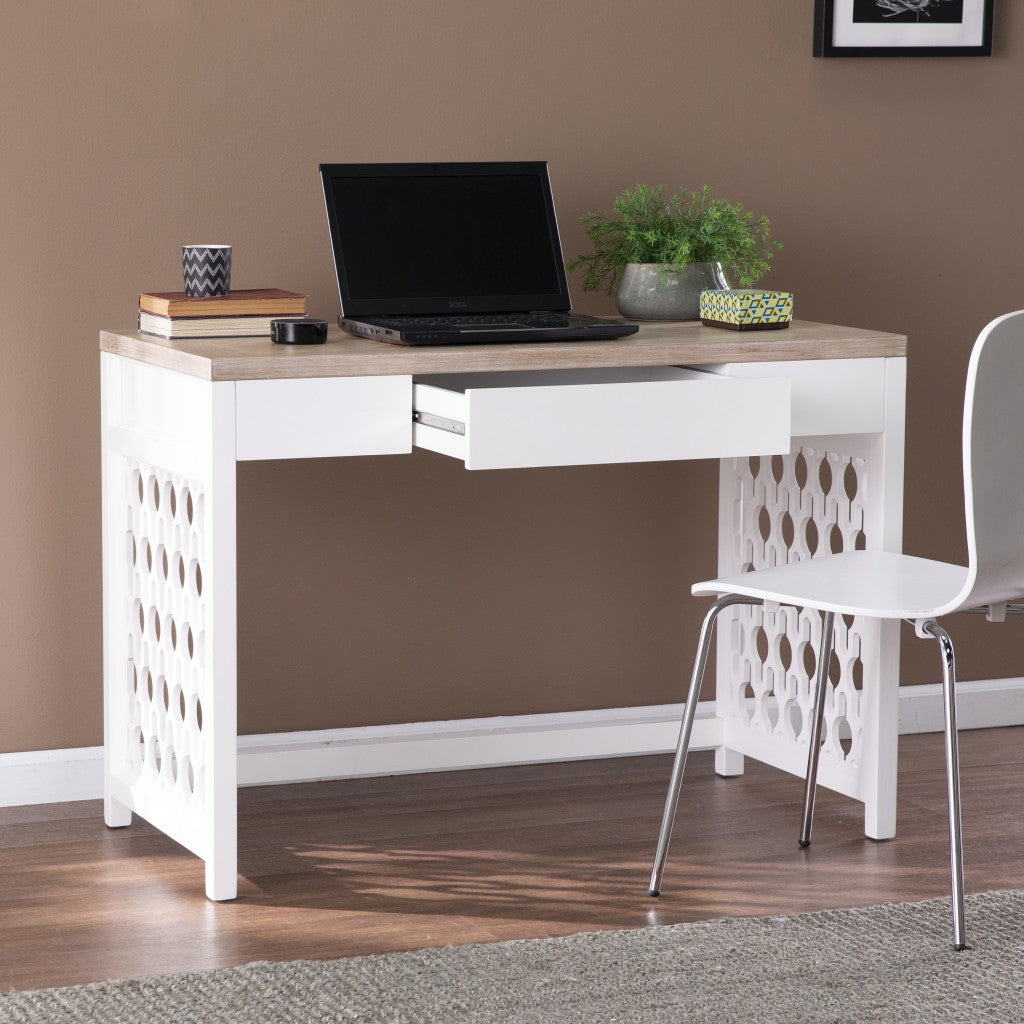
100 320 907 381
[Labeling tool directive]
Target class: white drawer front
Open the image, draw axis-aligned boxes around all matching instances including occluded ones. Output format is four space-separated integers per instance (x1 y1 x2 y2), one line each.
236 376 411 461
413 367 790 470
701 358 888 436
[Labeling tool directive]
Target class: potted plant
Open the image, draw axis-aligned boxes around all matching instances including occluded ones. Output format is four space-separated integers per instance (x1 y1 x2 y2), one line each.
568 184 780 320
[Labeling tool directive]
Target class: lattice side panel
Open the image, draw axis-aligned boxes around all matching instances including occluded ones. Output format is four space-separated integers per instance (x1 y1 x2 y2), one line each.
119 462 209 808
724 449 871 770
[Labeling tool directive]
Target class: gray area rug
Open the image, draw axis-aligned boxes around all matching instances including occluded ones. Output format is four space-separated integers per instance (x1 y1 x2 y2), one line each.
4 890 1024 1023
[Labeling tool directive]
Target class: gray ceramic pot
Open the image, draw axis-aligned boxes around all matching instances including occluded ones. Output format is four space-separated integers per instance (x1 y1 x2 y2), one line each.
615 262 729 320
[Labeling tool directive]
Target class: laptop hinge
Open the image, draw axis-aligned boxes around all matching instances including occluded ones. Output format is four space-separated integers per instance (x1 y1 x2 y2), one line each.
413 410 466 436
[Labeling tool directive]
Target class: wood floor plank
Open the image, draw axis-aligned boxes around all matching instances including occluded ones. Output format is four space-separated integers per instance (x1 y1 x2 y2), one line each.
1 726 1023 991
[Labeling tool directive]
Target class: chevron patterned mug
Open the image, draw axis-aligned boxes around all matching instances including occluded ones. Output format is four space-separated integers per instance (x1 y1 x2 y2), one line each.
182 244 232 297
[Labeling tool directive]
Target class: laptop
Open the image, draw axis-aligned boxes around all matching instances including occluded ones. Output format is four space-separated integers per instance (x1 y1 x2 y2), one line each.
319 161 639 346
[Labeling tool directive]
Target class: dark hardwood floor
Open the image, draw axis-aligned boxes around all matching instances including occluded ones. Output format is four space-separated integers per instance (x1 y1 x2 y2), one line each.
2 726 1023 991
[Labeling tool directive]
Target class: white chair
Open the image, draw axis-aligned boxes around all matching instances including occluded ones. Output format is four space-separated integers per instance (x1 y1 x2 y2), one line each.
648 310 1024 951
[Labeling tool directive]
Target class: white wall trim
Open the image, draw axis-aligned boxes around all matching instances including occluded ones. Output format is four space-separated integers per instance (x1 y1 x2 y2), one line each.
4 676 1024 809
896 675 1024 733
0 745 106 807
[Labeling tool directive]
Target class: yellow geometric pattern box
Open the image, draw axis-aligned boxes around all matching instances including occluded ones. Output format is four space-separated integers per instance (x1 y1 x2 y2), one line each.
699 289 794 331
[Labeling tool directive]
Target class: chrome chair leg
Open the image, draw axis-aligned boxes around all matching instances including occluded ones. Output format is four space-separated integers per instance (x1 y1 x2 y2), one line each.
799 610 835 847
921 620 967 951
648 594 760 897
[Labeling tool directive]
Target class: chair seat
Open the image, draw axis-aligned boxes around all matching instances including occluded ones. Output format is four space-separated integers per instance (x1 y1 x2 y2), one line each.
692 550 970 619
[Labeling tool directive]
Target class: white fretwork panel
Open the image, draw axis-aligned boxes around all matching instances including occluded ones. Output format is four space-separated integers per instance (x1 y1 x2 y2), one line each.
120 461 209 809
723 448 873 775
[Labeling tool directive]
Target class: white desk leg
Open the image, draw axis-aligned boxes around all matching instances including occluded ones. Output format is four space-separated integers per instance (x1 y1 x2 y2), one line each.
714 461 745 779
101 356 238 900
858 356 906 841
101 364 134 829
714 357 906 840
203 385 239 900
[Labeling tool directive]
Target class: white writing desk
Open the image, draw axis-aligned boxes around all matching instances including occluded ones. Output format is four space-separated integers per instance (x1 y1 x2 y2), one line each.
100 321 907 900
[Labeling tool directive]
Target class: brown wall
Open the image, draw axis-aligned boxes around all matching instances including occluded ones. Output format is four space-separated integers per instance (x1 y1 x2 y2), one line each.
2 2 1023 752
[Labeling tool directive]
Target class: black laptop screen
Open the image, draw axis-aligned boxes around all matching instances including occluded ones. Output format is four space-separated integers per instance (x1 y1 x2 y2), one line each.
321 163 571 316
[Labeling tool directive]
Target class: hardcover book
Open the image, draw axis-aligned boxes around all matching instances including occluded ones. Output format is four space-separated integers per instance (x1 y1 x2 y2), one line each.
138 288 306 318
138 311 280 339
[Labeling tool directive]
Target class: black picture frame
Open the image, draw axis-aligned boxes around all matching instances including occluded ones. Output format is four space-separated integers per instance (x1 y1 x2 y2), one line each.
814 0 994 57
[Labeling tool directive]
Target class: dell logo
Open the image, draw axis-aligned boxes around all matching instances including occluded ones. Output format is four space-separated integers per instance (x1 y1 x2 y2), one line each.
449 300 468 309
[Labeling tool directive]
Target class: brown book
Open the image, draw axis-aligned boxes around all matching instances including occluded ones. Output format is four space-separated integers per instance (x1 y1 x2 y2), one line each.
139 288 306 318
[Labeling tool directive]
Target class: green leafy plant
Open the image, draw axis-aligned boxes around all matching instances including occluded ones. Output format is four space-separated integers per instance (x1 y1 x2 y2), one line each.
568 184 780 293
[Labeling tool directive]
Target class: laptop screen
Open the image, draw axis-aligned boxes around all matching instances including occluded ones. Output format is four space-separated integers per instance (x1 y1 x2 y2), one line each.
320 162 572 317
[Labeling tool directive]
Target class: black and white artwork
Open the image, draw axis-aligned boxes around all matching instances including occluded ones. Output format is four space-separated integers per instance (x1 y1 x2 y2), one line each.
852 1 964 23
814 0 993 55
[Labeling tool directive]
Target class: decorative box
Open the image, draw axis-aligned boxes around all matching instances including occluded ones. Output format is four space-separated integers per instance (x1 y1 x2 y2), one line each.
699 289 794 331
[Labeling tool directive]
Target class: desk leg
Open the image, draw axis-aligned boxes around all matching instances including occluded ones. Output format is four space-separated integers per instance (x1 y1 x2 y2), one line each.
714 459 745 779
714 359 905 839
202 388 239 900
101 357 238 900
858 358 906 841
101 369 134 830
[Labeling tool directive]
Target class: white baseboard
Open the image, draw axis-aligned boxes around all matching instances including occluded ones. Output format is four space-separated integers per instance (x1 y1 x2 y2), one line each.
896 676 1024 733
4 676 1024 809
0 746 106 807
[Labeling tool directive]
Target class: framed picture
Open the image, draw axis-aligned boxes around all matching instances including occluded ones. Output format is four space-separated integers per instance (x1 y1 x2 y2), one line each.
814 0 994 57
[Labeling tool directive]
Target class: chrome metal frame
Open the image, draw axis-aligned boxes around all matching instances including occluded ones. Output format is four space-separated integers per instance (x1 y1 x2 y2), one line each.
799 611 835 847
650 598 970 951
960 603 1024 615
648 594 761 897
918 619 967 951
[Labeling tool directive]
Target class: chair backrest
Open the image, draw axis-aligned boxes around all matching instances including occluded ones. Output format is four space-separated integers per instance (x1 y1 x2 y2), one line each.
958 310 1024 611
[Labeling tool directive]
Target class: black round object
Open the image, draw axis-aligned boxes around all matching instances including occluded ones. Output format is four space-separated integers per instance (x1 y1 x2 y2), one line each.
270 318 328 345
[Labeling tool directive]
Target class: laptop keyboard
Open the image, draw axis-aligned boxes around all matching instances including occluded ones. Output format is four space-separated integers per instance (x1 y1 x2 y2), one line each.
364 313 599 330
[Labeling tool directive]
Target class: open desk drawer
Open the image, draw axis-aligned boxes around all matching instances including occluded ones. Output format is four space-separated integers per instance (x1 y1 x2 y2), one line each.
413 367 790 470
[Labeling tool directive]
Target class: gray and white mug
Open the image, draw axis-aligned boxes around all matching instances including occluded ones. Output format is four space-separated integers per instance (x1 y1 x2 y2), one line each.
182 244 232 297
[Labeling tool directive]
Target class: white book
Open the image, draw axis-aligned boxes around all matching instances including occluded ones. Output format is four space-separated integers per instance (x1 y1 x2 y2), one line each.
137 311 276 339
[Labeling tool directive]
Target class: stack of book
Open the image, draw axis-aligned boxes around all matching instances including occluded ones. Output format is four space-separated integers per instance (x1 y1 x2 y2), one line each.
137 289 307 339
